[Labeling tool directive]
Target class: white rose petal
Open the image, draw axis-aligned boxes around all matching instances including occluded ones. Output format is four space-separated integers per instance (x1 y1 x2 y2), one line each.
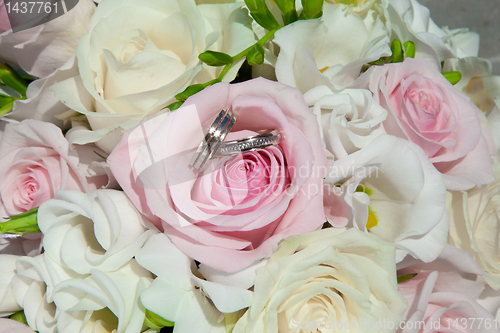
0 254 21 316
38 189 155 275
10 254 80 333
274 2 391 92
0 0 95 78
53 260 153 333
137 233 253 333
305 86 388 158
448 178 500 290
326 134 448 262
233 228 407 333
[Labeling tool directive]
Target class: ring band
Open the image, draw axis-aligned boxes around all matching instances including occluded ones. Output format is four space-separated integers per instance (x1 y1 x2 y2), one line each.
189 109 236 170
217 129 281 156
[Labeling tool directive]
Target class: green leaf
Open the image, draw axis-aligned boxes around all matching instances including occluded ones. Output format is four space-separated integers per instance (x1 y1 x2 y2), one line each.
0 95 15 116
165 101 184 111
403 41 416 58
0 207 40 235
244 0 281 31
0 62 27 98
175 84 206 101
274 0 298 25
144 310 174 330
300 0 323 19
246 44 265 66
397 273 417 283
390 39 404 63
442 71 462 85
199 51 234 67
10 311 28 325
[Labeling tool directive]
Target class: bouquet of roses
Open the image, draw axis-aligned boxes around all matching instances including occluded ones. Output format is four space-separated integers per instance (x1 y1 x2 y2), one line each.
0 0 499 332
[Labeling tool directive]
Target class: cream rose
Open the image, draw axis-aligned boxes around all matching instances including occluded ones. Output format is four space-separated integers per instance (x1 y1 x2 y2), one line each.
51 0 255 152
448 178 500 290
233 228 407 333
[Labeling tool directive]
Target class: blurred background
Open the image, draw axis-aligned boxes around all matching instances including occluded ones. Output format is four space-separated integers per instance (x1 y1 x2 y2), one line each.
420 0 500 74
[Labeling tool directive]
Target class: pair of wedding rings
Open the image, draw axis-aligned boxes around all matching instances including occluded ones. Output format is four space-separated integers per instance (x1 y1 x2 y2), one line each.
189 110 281 170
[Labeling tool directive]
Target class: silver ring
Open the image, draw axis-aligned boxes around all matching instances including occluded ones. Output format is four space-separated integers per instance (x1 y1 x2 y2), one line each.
189 109 236 170
217 129 281 156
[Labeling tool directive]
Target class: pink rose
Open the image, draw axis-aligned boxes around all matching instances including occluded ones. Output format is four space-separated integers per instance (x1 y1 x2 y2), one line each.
0 120 112 219
366 58 495 191
108 78 327 272
397 245 496 333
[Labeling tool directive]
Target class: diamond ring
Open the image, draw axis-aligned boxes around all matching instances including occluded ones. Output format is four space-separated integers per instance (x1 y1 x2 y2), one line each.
217 129 281 156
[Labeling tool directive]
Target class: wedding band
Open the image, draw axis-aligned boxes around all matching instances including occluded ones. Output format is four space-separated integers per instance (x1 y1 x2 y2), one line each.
189 109 236 170
217 129 281 156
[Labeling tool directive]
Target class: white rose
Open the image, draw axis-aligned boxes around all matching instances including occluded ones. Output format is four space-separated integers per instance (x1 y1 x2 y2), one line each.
273 2 391 92
10 254 79 333
0 0 95 78
52 260 153 333
0 254 21 316
233 228 407 333
448 178 500 290
304 86 388 159
325 135 449 262
51 0 255 152
136 233 253 333
38 189 155 275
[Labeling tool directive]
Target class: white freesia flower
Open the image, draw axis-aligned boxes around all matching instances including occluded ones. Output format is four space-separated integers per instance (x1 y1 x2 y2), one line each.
136 233 253 333
38 189 155 275
233 228 407 333
273 2 391 92
387 0 478 66
304 86 388 159
0 0 95 78
10 255 79 333
51 0 255 152
448 178 500 290
325 135 449 262
53 260 153 333
0 254 21 316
